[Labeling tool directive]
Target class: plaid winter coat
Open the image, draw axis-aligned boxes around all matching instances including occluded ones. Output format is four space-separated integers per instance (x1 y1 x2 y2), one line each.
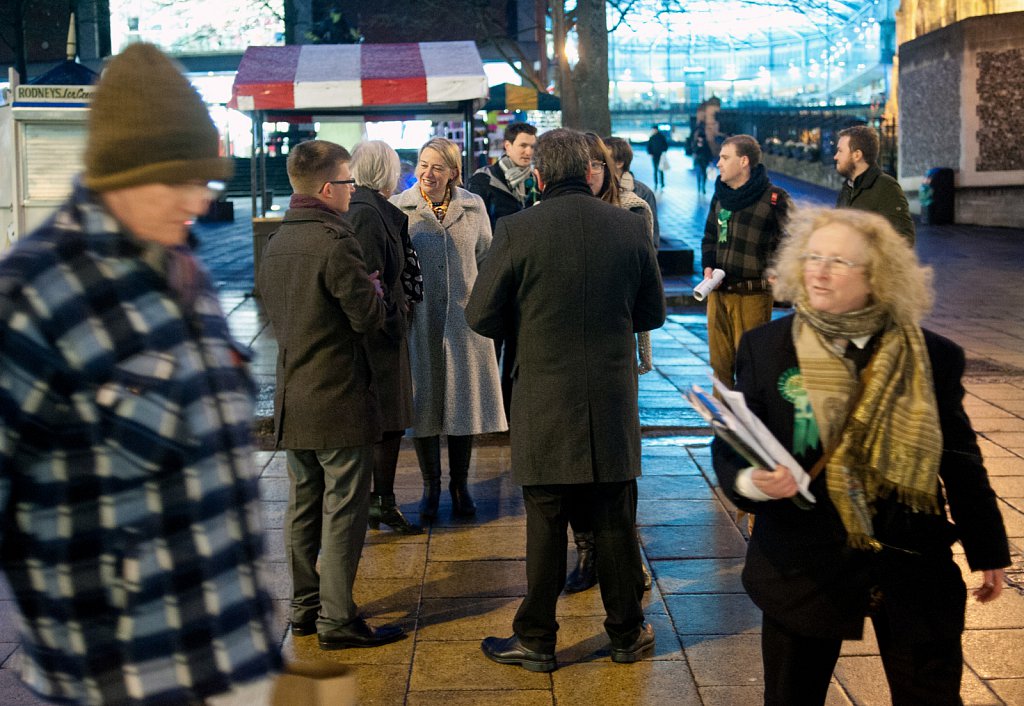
702 184 791 288
0 184 279 705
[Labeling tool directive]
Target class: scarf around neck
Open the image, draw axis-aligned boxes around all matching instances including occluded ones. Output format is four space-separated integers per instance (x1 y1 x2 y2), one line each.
499 155 532 201
714 163 772 212
289 193 342 216
792 302 943 550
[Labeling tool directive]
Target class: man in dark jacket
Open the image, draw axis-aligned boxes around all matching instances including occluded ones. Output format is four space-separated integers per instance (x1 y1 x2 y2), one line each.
258 140 404 650
702 134 791 389
468 122 539 226
834 125 915 244
468 121 539 420
646 125 669 188
467 128 666 672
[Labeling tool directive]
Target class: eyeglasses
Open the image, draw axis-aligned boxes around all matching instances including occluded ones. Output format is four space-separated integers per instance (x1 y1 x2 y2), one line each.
320 178 356 194
590 160 606 172
800 252 865 274
176 180 225 200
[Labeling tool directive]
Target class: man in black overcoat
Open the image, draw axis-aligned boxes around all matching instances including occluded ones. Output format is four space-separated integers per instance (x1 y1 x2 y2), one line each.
466 128 666 672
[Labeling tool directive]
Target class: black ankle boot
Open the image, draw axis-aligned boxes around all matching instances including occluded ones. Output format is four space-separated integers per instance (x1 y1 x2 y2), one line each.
449 482 476 517
565 531 597 593
369 494 423 534
447 434 476 517
414 436 442 521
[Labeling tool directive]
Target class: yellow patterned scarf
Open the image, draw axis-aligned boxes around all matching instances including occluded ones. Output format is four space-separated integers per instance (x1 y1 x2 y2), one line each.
793 301 943 550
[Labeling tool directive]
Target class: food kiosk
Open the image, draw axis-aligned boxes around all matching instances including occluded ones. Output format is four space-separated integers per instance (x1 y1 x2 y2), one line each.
0 60 97 253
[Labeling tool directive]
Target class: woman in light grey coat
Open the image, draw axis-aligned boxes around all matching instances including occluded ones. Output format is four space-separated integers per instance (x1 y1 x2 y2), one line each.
391 137 506 521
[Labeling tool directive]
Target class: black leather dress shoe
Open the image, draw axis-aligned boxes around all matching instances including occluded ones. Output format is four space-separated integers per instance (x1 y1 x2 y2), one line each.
481 635 557 672
318 618 406 650
290 619 317 637
610 622 655 663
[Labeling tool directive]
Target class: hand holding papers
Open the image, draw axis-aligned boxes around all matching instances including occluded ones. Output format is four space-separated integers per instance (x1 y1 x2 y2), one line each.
693 268 725 302
684 380 815 508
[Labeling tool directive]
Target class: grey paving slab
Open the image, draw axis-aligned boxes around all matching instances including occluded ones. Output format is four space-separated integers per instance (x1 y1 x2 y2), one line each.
640 524 748 560
664 593 762 636
654 558 747 595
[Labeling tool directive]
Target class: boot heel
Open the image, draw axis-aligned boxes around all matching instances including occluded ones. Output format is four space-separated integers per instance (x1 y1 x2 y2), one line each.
368 517 381 530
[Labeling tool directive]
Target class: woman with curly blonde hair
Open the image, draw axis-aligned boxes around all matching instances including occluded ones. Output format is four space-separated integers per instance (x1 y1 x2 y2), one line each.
712 207 1008 705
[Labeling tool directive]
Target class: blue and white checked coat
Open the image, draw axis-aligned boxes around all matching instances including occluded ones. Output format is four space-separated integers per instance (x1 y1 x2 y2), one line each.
0 184 279 705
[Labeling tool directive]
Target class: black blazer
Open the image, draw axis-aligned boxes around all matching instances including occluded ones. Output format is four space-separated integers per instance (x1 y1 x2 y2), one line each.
713 315 1010 638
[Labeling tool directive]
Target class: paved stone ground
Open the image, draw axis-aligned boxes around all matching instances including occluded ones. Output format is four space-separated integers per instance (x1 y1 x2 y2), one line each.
1 152 1022 705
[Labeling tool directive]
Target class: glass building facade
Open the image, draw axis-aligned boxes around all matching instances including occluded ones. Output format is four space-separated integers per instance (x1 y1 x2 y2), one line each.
608 0 900 113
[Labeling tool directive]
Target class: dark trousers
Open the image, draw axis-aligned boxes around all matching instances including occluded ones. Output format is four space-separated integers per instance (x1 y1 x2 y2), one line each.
285 446 373 630
513 480 644 653
651 154 665 188
761 563 966 706
493 333 516 421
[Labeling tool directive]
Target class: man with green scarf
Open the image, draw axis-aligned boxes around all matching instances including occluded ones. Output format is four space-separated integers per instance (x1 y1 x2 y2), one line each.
469 121 539 419
701 134 792 389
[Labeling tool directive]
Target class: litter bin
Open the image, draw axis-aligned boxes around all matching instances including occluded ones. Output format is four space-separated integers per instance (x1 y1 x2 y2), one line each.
920 167 954 225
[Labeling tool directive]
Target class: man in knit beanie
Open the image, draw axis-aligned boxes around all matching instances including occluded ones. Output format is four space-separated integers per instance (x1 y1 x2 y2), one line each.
0 43 280 705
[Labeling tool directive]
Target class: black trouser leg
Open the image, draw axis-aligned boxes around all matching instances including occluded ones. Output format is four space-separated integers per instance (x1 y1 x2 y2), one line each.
371 430 404 497
586 480 645 648
513 485 570 653
870 548 966 706
761 613 841 706
447 434 476 516
565 504 596 593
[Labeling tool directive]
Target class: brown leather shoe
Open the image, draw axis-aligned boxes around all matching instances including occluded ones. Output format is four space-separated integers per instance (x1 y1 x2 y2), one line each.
610 622 655 663
318 618 405 650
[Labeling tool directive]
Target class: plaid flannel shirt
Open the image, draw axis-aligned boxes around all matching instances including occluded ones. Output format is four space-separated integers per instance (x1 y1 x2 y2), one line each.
702 185 791 285
0 184 279 705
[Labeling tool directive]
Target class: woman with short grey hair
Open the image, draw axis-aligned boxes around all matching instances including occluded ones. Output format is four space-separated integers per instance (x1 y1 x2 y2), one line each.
345 140 423 534
351 139 402 195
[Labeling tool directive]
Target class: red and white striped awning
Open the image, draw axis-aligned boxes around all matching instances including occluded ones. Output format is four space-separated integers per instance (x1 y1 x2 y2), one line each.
229 41 488 112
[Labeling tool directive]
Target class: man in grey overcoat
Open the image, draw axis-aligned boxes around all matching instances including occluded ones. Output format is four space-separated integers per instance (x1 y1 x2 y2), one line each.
258 139 404 650
467 128 666 672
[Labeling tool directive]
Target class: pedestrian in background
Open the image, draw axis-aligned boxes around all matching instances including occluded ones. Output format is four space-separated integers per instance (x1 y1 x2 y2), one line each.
346 140 423 535
392 137 507 522
712 207 1008 705
469 128 665 673
646 125 669 189
259 139 405 650
692 127 713 196
0 42 280 704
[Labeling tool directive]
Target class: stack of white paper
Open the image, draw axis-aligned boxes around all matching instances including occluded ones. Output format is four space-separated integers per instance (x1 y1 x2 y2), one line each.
684 380 816 507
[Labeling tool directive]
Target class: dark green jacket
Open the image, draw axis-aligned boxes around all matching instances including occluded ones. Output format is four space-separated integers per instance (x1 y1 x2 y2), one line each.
837 164 916 244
